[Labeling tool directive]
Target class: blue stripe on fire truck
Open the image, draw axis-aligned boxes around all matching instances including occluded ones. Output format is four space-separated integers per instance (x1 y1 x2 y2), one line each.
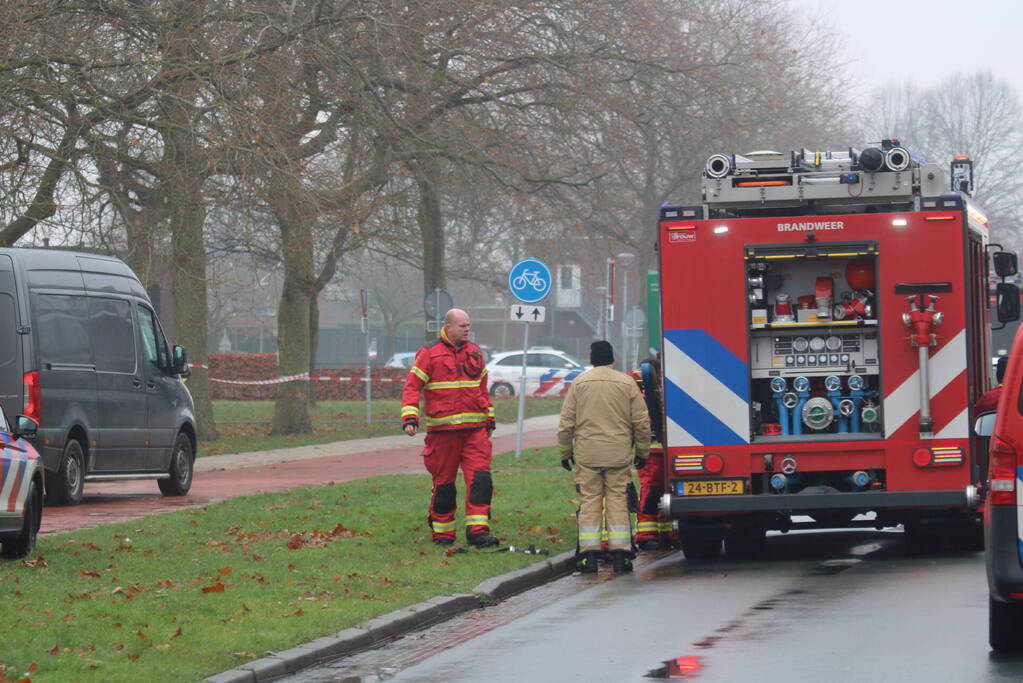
663 329 749 446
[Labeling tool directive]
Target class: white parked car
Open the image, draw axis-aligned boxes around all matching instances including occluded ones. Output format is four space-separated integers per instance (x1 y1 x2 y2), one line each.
385 352 417 369
486 347 589 397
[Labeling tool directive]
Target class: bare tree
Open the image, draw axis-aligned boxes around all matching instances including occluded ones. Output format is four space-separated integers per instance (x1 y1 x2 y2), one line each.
861 71 1023 250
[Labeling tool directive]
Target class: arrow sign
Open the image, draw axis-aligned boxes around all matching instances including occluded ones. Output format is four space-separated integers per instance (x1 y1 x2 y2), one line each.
510 304 545 323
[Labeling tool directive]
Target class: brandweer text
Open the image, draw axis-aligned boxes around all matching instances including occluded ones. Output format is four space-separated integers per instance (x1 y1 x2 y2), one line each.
777 221 845 231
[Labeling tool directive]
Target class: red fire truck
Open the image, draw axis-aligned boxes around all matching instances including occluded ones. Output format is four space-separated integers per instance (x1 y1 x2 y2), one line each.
656 141 1020 557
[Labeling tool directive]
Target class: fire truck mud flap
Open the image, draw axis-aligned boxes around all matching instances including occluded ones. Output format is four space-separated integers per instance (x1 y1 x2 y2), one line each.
660 487 975 516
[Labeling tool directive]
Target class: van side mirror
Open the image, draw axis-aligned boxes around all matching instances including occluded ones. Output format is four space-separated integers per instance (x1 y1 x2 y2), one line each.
15 415 38 438
996 283 1021 323
994 251 1018 278
172 345 191 377
974 412 996 438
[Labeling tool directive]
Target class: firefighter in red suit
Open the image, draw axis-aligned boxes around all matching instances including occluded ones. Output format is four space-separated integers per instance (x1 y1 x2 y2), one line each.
629 357 671 550
975 355 1008 414
402 308 499 548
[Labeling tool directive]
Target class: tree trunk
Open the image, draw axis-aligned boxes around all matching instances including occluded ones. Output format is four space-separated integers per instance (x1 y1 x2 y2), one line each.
415 161 445 342
270 170 313 435
161 0 217 441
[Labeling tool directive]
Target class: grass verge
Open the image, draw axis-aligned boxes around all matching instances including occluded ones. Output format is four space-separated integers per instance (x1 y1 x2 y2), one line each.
0 446 575 682
200 398 563 456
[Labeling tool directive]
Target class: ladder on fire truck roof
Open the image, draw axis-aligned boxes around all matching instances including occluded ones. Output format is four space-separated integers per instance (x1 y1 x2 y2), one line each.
698 142 975 218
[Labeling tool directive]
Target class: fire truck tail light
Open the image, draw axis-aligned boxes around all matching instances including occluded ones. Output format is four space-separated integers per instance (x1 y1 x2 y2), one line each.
663 222 696 231
924 214 956 221
672 453 724 475
913 446 964 468
703 453 724 474
988 436 1018 506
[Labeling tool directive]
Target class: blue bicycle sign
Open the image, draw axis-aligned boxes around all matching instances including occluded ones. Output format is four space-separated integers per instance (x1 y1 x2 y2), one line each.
508 258 552 303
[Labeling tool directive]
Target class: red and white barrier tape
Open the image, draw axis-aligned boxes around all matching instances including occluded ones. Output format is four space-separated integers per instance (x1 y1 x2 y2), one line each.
186 364 403 386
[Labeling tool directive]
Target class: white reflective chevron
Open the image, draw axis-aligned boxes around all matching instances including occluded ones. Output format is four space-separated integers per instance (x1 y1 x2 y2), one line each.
666 419 700 447
934 408 968 440
664 336 750 445
883 329 966 437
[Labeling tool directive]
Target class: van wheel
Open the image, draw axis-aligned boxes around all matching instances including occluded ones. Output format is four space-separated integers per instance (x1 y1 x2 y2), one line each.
990 596 1023 651
491 382 514 398
159 433 194 496
47 439 85 506
2 480 41 559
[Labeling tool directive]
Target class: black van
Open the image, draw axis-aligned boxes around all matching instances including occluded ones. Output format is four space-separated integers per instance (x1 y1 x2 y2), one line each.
0 248 197 505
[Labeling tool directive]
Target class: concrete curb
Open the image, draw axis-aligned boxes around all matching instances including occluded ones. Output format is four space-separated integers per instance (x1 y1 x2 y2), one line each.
200 550 578 682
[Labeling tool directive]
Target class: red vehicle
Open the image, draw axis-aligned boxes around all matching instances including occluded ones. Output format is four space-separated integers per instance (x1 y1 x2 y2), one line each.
655 142 1020 558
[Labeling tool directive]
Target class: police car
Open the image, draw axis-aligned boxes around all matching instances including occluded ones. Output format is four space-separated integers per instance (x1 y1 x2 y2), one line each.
0 411 42 559
486 347 589 397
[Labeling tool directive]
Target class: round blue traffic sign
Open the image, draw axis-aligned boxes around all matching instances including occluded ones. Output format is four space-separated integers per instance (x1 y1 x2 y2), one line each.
508 258 552 303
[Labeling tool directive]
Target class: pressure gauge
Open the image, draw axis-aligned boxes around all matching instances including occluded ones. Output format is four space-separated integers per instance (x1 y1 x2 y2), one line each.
848 375 865 391
826 335 842 351
824 375 842 392
793 376 810 392
809 336 826 352
770 377 787 393
792 336 809 353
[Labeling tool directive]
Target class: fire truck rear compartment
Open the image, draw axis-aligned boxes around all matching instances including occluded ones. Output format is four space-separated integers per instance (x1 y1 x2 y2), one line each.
746 241 882 441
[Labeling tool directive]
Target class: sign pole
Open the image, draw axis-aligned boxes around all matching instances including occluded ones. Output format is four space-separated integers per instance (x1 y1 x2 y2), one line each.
515 322 529 459
361 289 371 425
506 258 552 461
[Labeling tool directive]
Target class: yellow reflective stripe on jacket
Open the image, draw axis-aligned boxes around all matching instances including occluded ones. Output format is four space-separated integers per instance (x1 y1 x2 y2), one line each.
636 521 658 533
651 440 663 450
410 366 429 382
657 522 674 533
431 520 456 533
464 515 489 526
424 412 488 427
487 405 494 418
606 527 631 541
578 528 601 541
401 405 420 418
425 380 482 390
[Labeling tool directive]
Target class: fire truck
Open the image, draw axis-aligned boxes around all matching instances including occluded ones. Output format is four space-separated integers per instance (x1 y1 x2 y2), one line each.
655 141 1021 558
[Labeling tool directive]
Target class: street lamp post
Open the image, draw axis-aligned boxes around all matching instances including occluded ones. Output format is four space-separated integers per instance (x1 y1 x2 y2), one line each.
595 285 607 339
617 252 635 371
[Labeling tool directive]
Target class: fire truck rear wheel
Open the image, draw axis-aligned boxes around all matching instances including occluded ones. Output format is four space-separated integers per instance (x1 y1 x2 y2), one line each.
990 596 1023 652
724 523 766 557
681 534 722 560
491 382 514 398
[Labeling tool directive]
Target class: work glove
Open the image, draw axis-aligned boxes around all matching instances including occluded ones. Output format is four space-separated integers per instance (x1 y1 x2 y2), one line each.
561 455 574 472
634 455 647 469
486 418 496 436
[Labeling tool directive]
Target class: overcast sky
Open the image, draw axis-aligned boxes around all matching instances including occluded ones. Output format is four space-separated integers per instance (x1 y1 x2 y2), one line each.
789 0 1023 97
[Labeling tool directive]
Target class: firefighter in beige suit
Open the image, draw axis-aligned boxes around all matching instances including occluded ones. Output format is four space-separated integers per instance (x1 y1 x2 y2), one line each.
558 341 651 574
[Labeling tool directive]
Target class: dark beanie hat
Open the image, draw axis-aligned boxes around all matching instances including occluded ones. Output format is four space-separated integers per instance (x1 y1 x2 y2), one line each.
590 340 614 366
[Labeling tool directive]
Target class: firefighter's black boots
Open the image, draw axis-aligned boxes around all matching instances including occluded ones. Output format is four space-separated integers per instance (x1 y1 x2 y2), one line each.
577 551 599 573
467 531 500 548
612 550 633 574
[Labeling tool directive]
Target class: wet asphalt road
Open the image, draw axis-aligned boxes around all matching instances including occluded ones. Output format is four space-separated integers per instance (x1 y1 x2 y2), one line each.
283 529 1023 683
